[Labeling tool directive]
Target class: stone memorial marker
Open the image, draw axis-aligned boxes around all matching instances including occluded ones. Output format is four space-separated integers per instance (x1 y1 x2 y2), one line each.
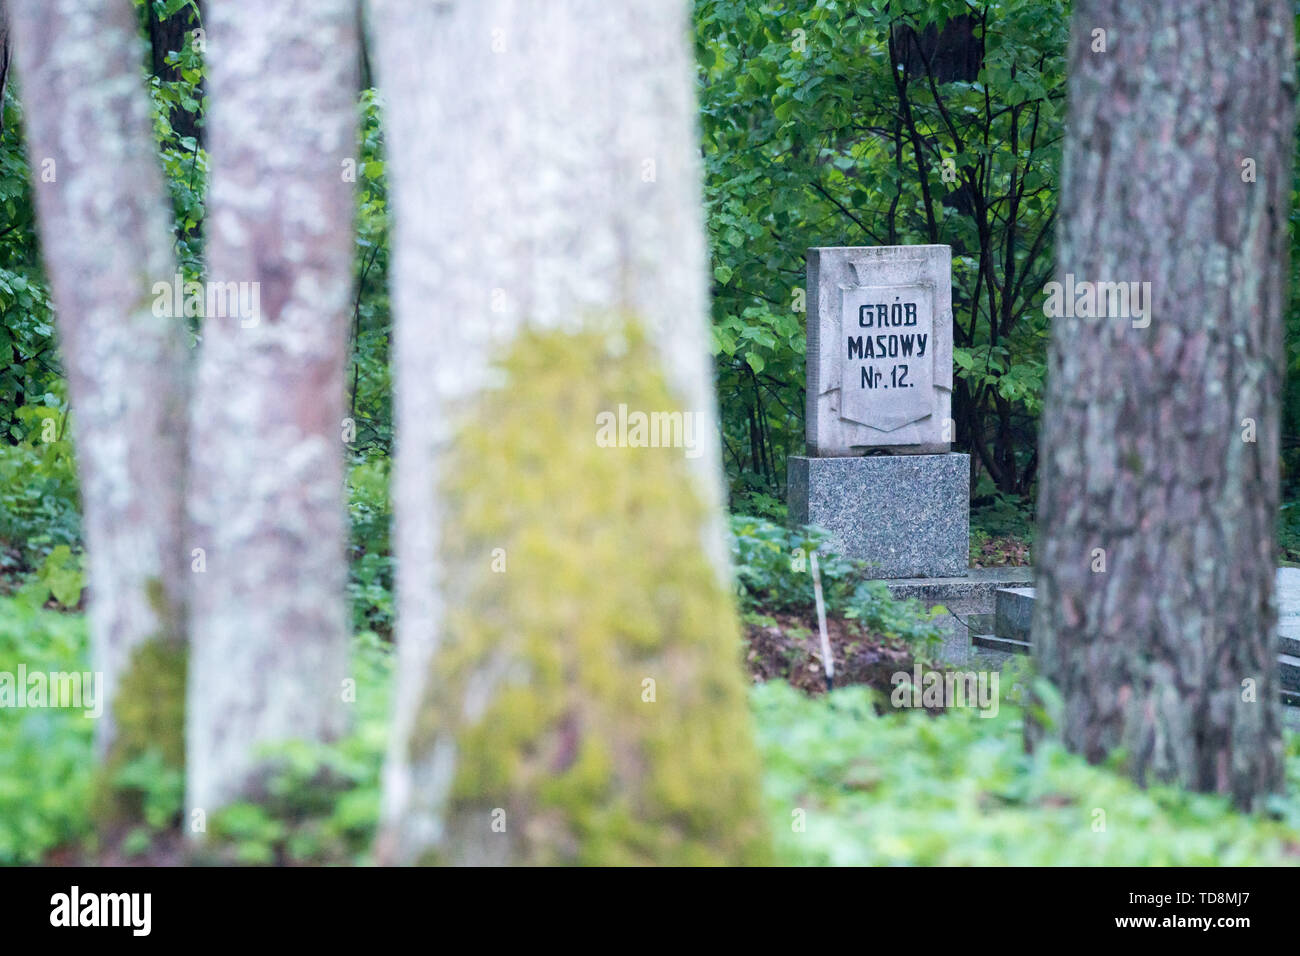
808 244 953 453
788 245 969 578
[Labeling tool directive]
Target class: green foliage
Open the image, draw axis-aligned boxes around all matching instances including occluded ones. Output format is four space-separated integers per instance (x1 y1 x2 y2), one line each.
841 579 946 657
341 93 395 636
0 598 94 864
110 751 185 835
23 544 85 609
0 596 393 865
698 0 1064 501
346 458 393 636
730 513 855 611
346 89 393 459
969 484 1034 565
0 78 63 458
971 485 1035 540
0 403 81 585
730 514 947 654
730 489 789 521
1280 501 1300 565
756 680 1300 865
9 594 1300 868
141 0 208 282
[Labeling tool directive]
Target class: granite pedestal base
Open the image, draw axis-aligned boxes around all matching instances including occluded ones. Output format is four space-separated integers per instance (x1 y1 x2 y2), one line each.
787 453 969 579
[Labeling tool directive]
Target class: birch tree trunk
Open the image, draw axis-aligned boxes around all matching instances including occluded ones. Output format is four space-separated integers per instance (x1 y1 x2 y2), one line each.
1030 0 1292 807
185 0 358 815
8 0 190 815
370 0 767 864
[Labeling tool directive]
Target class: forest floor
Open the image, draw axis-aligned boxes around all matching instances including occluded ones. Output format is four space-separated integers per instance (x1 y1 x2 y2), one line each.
743 610 916 698
968 532 1032 569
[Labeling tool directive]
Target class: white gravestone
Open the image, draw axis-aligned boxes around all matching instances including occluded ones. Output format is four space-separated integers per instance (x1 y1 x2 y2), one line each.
806 245 953 455
789 244 967 578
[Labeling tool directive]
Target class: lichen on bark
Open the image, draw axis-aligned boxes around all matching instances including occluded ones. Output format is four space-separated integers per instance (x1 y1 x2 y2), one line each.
404 319 769 865
184 0 358 816
7 0 191 774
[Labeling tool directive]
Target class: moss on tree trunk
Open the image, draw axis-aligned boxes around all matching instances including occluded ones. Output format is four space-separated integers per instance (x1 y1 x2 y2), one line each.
394 322 769 865
91 635 187 826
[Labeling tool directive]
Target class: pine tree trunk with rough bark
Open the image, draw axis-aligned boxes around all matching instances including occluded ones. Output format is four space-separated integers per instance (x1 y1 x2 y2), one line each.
1030 0 1293 808
7 0 190 816
370 0 768 865
185 0 358 816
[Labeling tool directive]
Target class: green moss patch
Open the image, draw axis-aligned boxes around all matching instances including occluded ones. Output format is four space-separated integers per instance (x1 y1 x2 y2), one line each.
413 319 769 864
91 636 186 828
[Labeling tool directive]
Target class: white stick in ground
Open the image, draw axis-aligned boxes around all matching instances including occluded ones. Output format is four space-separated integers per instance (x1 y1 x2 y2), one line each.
809 551 834 690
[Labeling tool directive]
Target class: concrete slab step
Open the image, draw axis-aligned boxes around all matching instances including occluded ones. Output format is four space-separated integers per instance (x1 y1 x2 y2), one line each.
982 573 1300 700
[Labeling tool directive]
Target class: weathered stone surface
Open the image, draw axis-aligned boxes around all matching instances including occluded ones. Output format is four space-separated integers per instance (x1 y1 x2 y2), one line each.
1278 567 1300 657
991 575 1300 697
885 568 1032 668
993 587 1035 643
1282 655 1300 694
971 631 1032 656
1279 626 1300 660
1278 565 1300 693
886 566 1033 604
787 453 968 578
806 245 953 455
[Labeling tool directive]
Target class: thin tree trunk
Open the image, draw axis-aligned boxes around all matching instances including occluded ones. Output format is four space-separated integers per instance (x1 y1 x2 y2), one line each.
145 0 202 144
185 0 358 815
0 0 10 138
370 0 766 864
1030 0 1292 808
7 0 190 815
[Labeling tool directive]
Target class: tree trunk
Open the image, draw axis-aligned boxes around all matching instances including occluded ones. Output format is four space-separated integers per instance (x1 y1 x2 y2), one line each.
185 0 358 815
145 0 202 144
7 0 190 816
370 0 767 864
0 0 10 137
1030 0 1292 808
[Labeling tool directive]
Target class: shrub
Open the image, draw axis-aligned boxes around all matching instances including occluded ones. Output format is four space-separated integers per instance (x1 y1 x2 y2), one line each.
730 514 947 657
730 514 855 613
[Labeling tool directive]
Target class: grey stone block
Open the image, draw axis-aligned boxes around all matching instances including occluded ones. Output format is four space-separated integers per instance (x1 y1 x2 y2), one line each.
884 568 1032 669
1279 626 1300 659
985 575 1300 700
885 566 1033 604
787 452 968 578
1281 655 1300 694
972 632 1031 656
994 587 1036 643
1278 567 1300 656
